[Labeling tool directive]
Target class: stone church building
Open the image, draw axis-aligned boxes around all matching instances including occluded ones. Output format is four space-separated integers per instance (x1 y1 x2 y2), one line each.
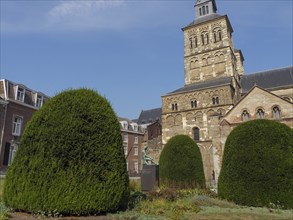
161 0 293 187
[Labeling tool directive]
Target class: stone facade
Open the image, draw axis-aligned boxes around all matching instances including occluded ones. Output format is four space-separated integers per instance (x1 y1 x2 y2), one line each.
161 0 293 188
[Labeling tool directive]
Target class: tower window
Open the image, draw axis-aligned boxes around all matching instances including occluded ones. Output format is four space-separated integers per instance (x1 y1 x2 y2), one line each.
193 127 200 141
256 108 265 119
171 103 178 111
195 36 198 47
272 106 281 119
189 38 193 48
242 110 250 121
213 29 222 43
212 97 219 105
206 6 209 14
191 100 197 108
199 8 202 16
202 6 206 15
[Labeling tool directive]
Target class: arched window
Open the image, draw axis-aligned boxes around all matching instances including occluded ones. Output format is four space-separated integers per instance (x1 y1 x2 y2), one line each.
242 110 249 121
202 6 206 15
201 34 205 45
256 108 265 119
189 38 193 48
272 106 281 119
206 6 209 14
193 127 200 141
213 29 222 43
191 100 197 108
199 8 202 16
194 36 198 47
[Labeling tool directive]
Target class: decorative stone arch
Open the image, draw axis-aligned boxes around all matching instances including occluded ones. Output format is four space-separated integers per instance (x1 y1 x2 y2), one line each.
190 57 199 69
166 115 175 126
207 109 217 120
195 111 204 126
217 108 225 116
186 112 195 125
174 114 183 127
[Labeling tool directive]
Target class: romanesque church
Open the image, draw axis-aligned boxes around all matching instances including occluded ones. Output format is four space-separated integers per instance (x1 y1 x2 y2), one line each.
160 0 293 187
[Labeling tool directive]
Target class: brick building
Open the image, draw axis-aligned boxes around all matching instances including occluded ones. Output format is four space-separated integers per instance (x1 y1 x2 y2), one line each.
0 79 49 167
119 117 144 177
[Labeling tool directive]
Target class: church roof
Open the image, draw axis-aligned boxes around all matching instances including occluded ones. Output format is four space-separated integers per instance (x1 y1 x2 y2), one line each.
165 76 232 96
137 107 162 125
182 13 223 30
240 66 293 94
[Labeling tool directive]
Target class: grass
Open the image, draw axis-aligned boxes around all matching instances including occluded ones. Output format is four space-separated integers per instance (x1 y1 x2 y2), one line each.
111 188 293 220
1 179 292 220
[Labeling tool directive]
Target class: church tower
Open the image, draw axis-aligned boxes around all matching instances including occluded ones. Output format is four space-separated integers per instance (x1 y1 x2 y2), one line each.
161 0 245 187
182 0 244 85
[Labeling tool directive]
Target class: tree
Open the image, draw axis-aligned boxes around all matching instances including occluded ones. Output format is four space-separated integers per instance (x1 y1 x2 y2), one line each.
4 89 129 215
159 135 205 189
218 119 293 208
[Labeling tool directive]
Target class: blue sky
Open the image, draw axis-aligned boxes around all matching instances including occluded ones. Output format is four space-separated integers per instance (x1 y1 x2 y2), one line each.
1 0 292 120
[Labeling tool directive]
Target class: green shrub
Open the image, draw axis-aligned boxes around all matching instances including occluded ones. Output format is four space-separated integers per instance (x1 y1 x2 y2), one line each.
218 119 293 208
3 89 129 215
159 135 205 189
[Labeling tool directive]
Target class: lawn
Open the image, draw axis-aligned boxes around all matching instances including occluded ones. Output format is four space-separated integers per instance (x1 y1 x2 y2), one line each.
1 180 292 220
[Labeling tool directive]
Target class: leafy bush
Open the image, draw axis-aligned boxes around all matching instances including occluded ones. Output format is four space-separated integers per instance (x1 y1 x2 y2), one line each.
218 119 293 208
3 89 129 215
159 135 205 189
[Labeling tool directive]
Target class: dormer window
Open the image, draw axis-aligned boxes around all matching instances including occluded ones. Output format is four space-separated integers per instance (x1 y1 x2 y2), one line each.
35 95 43 108
133 124 138 132
16 87 25 102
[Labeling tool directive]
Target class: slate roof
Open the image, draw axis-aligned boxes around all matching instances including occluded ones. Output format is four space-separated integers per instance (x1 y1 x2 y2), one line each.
137 107 162 125
183 13 223 30
164 76 232 96
240 66 293 94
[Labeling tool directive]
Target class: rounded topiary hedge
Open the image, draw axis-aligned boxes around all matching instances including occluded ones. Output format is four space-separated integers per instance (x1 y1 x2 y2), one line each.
159 135 205 189
218 119 293 208
4 89 129 215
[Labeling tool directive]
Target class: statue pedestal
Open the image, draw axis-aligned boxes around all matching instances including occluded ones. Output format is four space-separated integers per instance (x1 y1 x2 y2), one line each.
141 164 159 192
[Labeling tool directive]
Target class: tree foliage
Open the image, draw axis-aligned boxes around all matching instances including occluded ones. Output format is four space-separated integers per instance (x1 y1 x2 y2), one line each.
159 135 205 189
218 119 293 208
4 89 129 215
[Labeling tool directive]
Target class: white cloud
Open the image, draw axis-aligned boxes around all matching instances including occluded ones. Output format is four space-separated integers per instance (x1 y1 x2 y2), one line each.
47 0 126 30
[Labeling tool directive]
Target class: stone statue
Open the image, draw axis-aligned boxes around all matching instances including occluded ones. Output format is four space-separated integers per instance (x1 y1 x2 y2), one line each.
142 146 156 165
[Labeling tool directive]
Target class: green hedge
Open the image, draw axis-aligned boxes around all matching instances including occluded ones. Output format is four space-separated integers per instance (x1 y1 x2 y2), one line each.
159 135 205 189
4 89 129 215
218 119 293 208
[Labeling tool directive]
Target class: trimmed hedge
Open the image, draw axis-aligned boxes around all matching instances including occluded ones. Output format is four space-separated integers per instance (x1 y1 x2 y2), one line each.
218 119 293 208
4 89 129 215
159 135 205 189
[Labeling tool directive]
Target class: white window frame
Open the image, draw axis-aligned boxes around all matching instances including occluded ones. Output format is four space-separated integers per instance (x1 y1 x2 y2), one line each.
134 146 138 156
35 94 43 108
134 135 138 144
16 86 25 102
8 143 19 165
134 160 138 173
12 115 23 136
123 133 128 142
123 144 128 155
